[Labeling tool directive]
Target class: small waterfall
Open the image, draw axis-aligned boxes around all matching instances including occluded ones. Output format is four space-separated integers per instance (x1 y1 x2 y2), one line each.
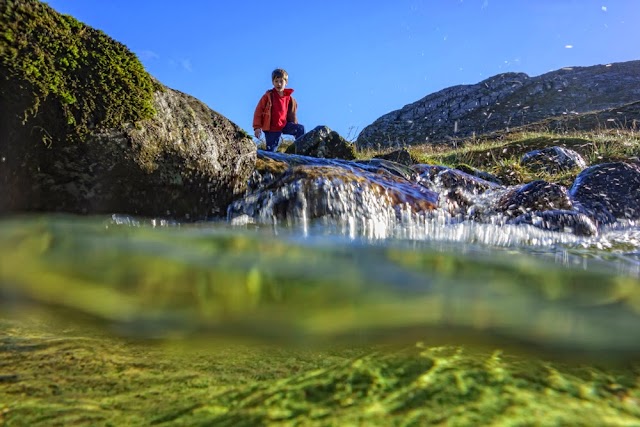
228 152 640 261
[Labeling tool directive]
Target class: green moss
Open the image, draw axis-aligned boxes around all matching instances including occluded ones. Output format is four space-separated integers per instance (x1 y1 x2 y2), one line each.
0 0 158 145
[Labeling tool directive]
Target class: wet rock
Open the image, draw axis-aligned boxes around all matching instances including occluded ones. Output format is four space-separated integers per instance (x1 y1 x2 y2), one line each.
433 169 501 217
237 152 634 237
293 125 356 160
413 164 499 195
509 210 598 237
411 164 450 190
436 169 501 194
355 159 418 181
498 180 573 218
520 146 587 173
230 152 438 223
245 155 291 193
455 164 503 185
570 162 640 223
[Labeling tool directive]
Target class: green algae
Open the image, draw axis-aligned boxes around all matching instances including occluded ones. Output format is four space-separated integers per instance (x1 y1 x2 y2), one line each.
1 316 640 426
2 215 640 425
0 0 157 146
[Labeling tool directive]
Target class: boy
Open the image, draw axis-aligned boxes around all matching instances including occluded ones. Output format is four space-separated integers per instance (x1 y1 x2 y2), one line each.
253 68 305 152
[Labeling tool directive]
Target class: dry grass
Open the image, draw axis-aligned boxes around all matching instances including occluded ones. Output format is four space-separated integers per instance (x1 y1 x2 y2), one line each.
356 128 640 186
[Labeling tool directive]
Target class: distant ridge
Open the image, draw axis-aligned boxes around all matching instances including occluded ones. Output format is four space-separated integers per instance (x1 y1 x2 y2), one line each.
356 60 640 149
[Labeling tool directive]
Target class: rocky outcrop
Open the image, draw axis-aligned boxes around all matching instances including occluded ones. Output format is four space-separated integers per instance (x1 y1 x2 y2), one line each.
0 0 255 219
357 61 640 149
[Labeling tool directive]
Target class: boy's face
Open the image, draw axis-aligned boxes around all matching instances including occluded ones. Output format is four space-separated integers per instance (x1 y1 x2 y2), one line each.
272 77 287 92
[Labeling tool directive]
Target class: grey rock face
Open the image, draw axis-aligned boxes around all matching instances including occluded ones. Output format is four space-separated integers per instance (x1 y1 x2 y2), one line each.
1 86 256 219
521 146 587 173
357 61 640 149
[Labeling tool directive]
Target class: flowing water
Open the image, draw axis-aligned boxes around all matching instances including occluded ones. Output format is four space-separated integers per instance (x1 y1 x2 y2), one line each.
2 157 640 425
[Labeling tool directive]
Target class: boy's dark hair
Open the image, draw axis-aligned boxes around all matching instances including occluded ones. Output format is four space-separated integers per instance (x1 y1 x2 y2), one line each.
272 68 288 81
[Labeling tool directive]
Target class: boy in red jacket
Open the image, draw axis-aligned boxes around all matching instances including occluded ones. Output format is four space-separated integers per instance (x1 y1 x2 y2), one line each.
253 68 305 152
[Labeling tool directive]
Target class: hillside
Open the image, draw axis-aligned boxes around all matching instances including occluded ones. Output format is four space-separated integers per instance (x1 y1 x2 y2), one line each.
356 61 640 149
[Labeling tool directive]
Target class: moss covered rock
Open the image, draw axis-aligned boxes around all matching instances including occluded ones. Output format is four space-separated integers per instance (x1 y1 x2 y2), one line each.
0 0 256 219
0 0 157 144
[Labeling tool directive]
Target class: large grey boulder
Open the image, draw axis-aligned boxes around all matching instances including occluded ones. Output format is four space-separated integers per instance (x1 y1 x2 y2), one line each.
1 86 256 219
0 0 256 219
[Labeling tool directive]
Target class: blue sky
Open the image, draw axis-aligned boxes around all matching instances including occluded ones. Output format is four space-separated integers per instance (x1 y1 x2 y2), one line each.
45 0 640 140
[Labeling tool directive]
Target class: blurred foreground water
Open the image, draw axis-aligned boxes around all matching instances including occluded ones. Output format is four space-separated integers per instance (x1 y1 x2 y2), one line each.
1 214 640 425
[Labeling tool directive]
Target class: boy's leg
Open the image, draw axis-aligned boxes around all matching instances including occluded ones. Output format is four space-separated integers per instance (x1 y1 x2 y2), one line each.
264 131 282 152
282 122 305 140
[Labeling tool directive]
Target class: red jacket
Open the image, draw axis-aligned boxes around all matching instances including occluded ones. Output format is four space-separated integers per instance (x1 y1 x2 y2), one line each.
253 89 298 132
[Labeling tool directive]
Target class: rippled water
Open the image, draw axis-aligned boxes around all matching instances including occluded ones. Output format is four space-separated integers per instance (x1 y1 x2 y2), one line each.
2 212 639 359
